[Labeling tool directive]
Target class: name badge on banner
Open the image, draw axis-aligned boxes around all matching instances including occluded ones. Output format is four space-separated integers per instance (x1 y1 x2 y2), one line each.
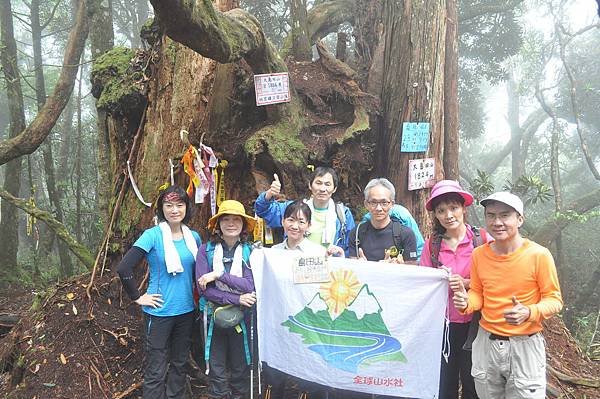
293 256 330 284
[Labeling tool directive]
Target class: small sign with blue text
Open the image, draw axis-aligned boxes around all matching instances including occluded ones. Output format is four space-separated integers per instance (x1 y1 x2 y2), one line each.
401 122 430 152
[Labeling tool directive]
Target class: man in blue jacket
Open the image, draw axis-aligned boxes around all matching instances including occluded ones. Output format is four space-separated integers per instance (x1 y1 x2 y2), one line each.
254 166 355 256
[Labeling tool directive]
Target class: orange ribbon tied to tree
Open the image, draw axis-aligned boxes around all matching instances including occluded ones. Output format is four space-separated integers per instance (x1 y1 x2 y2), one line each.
181 144 201 198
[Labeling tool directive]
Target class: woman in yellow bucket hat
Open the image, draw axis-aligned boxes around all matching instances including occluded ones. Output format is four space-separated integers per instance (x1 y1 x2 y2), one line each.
196 200 257 399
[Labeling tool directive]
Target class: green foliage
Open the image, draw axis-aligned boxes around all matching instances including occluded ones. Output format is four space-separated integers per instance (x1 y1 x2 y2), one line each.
458 0 524 139
572 312 600 358
555 210 600 223
502 175 553 205
469 169 495 201
240 0 289 48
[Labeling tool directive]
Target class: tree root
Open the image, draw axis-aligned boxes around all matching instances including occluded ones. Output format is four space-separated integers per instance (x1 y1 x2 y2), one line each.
548 365 600 388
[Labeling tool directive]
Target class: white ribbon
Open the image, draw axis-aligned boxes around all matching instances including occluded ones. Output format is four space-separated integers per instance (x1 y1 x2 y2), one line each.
127 161 152 207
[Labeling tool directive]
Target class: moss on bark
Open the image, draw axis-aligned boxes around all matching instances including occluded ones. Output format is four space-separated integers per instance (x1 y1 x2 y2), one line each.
90 47 144 113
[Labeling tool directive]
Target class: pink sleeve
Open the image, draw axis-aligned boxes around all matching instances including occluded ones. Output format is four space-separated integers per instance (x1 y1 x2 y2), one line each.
419 238 433 267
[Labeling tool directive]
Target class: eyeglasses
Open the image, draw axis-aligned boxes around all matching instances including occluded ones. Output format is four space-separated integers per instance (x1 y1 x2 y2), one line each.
366 200 393 208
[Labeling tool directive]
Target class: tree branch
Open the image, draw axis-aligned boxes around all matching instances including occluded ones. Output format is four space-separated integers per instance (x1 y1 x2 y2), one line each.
0 189 94 269
484 108 548 175
532 187 600 247
460 0 524 22
0 0 88 166
148 0 286 73
281 0 356 57
556 21 600 180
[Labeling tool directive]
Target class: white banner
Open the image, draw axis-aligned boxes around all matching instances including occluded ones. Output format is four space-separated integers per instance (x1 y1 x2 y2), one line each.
251 248 448 398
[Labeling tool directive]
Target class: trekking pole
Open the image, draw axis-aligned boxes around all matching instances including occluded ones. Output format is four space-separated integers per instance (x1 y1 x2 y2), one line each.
250 304 255 399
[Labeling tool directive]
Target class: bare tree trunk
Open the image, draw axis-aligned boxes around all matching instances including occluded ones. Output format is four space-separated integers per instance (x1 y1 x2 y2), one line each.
290 0 312 61
335 31 347 62
30 0 73 277
376 0 447 231
0 0 25 278
59 98 75 167
557 24 600 181
75 67 83 243
507 72 523 182
443 0 459 179
89 0 115 227
135 0 150 46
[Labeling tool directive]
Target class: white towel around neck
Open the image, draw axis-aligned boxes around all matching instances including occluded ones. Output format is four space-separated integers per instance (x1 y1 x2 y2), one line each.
212 243 244 293
159 222 198 275
305 198 337 245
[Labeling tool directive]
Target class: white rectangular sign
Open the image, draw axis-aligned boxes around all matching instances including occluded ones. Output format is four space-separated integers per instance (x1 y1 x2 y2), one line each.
408 158 436 191
254 72 291 106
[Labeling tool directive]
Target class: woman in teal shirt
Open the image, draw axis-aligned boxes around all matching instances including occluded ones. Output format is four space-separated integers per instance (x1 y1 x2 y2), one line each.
117 186 201 399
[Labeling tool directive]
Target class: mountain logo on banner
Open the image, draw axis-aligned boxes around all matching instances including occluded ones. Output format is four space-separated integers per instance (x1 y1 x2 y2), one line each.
282 270 407 373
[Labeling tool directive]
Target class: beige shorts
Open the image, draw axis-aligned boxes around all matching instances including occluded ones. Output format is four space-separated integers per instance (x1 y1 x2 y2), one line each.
471 326 546 399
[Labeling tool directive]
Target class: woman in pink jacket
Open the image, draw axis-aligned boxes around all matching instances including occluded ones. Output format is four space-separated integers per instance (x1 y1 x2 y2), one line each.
421 180 488 399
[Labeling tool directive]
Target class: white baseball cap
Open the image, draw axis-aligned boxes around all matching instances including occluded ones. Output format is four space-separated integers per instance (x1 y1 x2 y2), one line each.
480 191 524 216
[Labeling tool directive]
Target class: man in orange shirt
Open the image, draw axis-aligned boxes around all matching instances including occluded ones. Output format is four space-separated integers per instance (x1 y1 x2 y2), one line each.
451 192 562 399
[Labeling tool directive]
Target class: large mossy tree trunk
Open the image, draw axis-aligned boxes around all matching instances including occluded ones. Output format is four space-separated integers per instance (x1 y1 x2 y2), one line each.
92 0 377 258
94 0 458 257
375 0 448 232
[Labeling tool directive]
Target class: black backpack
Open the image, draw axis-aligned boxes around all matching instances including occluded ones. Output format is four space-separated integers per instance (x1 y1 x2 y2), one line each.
354 220 408 257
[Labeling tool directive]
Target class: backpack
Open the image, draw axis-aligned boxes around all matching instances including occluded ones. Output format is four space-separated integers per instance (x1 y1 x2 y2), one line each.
428 225 487 352
354 220 410 258
361 204 424 259
429 226 487 268
205 241 252 270
334 202 348 245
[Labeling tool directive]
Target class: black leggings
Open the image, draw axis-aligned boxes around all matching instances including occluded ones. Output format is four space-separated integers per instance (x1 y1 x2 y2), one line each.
439 322 478 399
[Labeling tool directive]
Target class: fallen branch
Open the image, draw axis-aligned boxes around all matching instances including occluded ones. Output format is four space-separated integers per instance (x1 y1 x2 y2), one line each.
0 314 20 327
0 189 94 269
113 381 142 399
548 365 600 388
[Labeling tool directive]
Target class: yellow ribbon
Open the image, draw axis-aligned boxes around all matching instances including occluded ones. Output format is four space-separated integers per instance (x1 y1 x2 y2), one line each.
26 196 36 236
216 160 228 206
253 216 264 242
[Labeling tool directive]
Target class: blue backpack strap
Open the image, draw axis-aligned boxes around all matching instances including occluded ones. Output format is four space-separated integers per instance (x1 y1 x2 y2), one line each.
206 241 215 271
204 314 215 361
239 320 252 365
241 242 252 267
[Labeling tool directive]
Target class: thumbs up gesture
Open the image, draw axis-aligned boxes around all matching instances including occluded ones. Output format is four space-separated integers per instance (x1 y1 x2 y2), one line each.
451 275 469 311
265 173 282 200
503 295 531 325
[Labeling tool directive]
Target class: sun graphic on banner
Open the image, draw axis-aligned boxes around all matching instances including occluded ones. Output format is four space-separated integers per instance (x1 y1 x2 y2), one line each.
319 270 361 317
